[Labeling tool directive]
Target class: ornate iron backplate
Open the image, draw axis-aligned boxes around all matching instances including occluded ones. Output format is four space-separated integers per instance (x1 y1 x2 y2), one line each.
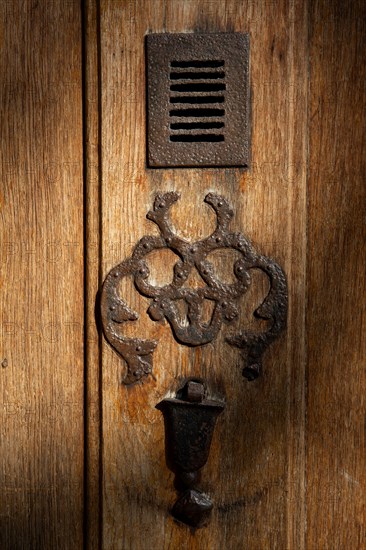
100 192 287 384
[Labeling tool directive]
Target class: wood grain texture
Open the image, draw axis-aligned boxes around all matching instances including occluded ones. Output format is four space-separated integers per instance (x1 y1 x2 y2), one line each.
84 0 102 547
0 1 84 548
99 1 307 548
307 1 366 548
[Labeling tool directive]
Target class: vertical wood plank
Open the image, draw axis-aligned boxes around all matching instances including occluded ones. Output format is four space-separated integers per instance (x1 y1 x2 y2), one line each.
0 1 84 548
99 1 307 548
307 1 366 547
84 0 102 548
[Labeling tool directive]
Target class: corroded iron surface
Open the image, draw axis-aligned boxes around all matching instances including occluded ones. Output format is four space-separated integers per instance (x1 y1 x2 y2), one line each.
146 33 250 167
156 379 224 528
100 192 287 384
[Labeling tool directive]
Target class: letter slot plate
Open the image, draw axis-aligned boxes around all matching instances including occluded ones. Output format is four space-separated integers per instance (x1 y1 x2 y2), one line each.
146 32 250 168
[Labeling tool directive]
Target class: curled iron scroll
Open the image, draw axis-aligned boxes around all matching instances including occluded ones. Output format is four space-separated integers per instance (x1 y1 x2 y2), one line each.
100 192 288 384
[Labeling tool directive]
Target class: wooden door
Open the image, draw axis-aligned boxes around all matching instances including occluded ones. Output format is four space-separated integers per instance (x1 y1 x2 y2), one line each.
0 2 84 548
1 1 365 549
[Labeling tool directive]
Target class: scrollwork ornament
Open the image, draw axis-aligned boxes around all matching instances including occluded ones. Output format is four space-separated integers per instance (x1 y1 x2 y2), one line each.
100 192 288 384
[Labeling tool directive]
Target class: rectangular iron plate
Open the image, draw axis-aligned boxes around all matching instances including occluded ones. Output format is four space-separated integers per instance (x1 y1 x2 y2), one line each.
146 33 250 168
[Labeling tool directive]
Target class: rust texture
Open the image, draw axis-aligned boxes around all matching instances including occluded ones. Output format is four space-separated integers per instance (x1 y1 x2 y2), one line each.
156 379 225 528
100 192 287 384
146 33 250 167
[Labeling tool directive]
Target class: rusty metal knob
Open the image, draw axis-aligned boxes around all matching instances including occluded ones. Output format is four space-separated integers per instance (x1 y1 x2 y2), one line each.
156 379 224 528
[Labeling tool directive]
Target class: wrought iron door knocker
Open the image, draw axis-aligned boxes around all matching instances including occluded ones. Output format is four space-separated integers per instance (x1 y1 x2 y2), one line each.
100 191 287 526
